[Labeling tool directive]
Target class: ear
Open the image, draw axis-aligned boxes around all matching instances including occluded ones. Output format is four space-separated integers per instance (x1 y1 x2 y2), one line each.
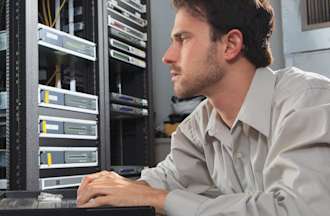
222 29 244 61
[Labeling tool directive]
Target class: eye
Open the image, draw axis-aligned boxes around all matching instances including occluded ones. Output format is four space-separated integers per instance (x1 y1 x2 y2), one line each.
175 34 188 43
171 32 191 46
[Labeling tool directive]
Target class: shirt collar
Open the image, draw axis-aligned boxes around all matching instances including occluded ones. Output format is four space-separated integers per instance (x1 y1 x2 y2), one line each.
206 102 223 137
206 67 276 138
235 67 276 137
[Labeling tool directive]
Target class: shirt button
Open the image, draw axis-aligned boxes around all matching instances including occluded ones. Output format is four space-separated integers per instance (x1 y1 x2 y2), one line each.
208 130 214 136
236 152 243 159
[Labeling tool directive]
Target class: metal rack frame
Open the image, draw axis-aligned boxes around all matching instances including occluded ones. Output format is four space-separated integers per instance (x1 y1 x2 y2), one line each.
107 0 154 167
5 0 108 190
4 0 154 191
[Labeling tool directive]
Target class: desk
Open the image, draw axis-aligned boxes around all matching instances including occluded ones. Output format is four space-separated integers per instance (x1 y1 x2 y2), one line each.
0 190 155 216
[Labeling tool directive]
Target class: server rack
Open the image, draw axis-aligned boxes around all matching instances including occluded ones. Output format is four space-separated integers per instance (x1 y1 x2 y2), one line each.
2 0 153 191
0 0 7 190
106 0 154 172
3 0 108 191
37 0 106 190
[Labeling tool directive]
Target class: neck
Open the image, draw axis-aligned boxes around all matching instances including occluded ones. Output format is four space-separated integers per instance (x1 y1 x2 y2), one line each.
206 61 256 128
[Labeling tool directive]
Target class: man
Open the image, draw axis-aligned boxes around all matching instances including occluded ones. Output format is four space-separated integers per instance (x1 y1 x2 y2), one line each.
77 0 330 215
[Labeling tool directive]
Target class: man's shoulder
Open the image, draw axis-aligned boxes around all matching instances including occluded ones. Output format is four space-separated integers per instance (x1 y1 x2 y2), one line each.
270 67 330 125
274 67 330 93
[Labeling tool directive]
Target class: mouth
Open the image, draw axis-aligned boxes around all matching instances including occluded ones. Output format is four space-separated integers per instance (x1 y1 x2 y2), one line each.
170 71 180 81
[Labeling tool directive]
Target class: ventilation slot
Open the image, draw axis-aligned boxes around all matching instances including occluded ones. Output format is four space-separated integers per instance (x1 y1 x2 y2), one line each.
304 0 330 30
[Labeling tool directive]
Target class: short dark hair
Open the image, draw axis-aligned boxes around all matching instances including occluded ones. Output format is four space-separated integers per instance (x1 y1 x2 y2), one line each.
172 0 275 68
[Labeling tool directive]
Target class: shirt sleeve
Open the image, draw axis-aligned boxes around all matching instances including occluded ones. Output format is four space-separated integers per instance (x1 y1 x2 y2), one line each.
164 89 330 216
140 120 215 193
139 151 185 191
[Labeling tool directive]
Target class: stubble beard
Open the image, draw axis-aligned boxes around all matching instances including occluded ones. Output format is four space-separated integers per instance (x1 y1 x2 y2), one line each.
174 43 224 98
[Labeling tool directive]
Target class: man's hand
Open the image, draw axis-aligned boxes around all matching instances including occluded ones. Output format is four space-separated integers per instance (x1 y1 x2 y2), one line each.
76 170 168 214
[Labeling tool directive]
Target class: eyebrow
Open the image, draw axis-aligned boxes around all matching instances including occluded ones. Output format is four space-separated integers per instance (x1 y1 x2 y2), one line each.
171 31 191 40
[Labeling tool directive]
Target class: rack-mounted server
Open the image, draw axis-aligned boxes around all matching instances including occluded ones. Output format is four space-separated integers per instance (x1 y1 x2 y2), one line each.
108 0 147 27
39 116 97 140
110 92 148 107
0 31 7 51
108 17 147 41
110 28 146 48
39 85 98 114
39 147 98 169
38 24 96 61
121 0 146 13
39 174 86 190
110 49 146 68
110 38 146 58
111 103 148 117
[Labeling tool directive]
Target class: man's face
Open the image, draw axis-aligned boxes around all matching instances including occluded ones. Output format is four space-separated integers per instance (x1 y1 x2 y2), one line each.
162 8 225 98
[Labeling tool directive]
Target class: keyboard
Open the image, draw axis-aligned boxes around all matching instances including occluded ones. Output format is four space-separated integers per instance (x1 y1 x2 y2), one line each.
0 198 76 209
0 191 155 216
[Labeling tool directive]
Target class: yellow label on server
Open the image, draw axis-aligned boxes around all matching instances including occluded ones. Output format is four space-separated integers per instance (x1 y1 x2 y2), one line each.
44 90 49 104
47 153 52 166
42 120 47 133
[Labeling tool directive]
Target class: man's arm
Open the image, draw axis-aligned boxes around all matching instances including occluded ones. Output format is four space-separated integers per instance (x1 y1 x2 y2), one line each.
162 102 330 216
78 97 330 215
76 120 213 214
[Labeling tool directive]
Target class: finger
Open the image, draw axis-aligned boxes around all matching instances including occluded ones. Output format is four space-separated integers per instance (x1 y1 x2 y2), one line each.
77 185 112 206
77 198 98 208
85 174 124 188
78 176 118 203
85 170 110 182
78 195 113 208
77 175 95 195
78 171 110 194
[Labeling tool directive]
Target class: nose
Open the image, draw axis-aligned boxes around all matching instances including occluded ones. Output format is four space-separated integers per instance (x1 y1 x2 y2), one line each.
162 45 177 65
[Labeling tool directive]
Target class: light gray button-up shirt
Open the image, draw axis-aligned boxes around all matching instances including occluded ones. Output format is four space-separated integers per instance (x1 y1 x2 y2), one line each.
141 67 330 216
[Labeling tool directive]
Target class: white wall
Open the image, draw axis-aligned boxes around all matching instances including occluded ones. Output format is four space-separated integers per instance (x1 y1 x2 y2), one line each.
269 0 285 70
288 50 330 77
150 0 175 128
